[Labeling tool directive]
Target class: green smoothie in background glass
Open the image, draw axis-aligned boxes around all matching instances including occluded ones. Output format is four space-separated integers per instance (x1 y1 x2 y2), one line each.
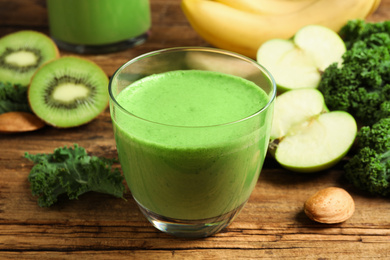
109 47 276 238
46 0 151 53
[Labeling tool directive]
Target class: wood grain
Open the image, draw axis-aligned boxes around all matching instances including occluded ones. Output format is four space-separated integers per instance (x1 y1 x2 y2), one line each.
1 0 390 259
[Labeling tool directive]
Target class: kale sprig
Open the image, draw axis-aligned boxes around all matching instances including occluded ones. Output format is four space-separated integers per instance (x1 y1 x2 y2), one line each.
344 118 390 196
25 144 126 207
0 81 31 114
339 19 390 49
318 20 390 126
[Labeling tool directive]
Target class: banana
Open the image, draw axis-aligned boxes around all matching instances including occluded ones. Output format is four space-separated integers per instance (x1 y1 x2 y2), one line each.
214 0 318 15
367 0 382 17
181 0 379 58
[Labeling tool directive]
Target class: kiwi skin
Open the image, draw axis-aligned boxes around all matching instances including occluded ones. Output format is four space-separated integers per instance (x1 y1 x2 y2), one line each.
0 30 59 86
28 56 109 128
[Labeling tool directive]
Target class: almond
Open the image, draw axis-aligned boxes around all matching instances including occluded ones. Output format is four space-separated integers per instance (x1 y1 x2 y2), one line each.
304 187 355 224
0 111 46 133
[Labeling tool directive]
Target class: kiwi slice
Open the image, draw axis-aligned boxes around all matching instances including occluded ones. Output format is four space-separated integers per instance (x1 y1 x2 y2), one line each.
0 30 59 86
28 56 109 128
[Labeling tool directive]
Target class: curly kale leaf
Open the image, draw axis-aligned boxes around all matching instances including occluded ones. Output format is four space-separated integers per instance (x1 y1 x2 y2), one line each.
345 147 390 197
318 20 390 126
25 144 126 207
344 118 390 196
340 19 390 50
0 82 31 114
357 118 390 152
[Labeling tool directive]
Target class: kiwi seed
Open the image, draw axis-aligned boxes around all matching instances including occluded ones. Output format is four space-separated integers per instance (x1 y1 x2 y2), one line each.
28 56 109 128
0 30 59 86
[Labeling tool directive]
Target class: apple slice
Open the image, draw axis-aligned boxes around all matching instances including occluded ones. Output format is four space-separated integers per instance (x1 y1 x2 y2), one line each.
270 88 328 140
269 89 357 173
257 25 346 92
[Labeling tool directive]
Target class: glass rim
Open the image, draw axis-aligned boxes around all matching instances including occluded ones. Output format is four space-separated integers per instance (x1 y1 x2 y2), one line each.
108 46 276 128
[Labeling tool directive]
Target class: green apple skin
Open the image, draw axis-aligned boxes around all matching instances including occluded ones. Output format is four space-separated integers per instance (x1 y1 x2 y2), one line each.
256 24 346 93
274 111 357 173
268 88 356 173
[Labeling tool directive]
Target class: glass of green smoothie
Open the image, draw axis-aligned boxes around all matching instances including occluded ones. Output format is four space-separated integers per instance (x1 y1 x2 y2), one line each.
46 0 151 54
109 47 276 238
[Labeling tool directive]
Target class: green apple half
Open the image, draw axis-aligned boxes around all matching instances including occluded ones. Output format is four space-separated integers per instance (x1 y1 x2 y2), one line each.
256 25 346 92
269 88 357 173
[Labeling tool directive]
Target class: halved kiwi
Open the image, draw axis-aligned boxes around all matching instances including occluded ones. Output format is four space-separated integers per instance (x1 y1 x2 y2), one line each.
0 30 59 86
28 56 109 128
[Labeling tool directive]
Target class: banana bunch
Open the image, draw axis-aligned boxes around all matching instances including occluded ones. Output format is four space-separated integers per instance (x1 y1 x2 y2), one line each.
181 0 381 58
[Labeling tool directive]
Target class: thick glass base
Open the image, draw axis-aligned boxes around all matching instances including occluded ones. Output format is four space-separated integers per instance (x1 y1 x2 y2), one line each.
52 31 149 54
137 201 247 238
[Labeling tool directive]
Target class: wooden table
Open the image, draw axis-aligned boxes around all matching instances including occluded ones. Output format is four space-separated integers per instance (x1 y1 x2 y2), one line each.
1 0 389 259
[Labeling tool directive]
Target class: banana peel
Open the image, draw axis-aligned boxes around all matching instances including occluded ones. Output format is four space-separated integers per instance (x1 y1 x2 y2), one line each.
368 0 382 17
214 0 317 15
181 0 381 59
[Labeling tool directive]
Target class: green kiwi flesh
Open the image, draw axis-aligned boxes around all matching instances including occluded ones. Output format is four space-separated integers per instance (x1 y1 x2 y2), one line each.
0 30 59 86
28 56 109 128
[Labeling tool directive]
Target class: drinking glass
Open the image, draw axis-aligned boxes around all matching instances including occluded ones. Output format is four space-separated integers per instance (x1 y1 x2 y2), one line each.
46 0 151 54
109 47 276 238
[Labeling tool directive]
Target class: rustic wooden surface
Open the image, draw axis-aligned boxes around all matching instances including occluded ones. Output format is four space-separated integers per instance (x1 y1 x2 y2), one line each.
1 0 390 259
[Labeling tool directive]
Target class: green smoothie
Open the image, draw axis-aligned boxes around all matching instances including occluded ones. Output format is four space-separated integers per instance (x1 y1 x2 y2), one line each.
112 70 273 220
46 0 151 45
